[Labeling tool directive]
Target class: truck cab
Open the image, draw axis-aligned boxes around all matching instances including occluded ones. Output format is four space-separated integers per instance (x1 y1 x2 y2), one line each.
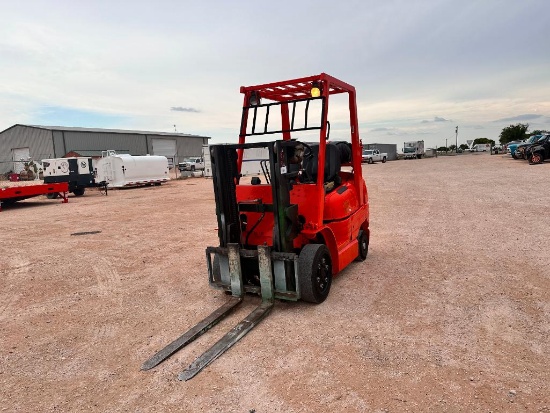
178 157 205 171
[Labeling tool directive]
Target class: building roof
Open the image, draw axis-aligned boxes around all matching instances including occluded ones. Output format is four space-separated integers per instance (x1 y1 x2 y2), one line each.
1 124 210 139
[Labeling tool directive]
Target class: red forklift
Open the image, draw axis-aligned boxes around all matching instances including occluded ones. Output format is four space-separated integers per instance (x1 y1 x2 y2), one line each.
142 73 370 380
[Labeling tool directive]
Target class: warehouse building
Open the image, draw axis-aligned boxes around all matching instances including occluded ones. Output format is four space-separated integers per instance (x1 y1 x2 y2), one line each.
363 143 398 161
0 124 210 174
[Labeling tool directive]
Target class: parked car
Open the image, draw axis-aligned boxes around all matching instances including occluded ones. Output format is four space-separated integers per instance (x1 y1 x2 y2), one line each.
362 149 387 164
527 135 550 164
514 135 546 159
178 157 205 171
506 140 527 158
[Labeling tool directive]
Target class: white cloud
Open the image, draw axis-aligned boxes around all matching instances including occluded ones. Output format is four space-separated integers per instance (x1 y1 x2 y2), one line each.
1 0 549 147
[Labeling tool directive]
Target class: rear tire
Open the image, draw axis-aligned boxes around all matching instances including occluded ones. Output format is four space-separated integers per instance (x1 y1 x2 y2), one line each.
355 230 369 262
46 193 58 199
298 244 332 303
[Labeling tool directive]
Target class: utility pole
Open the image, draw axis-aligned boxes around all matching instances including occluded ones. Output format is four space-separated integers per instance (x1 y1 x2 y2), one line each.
455 126 458 153
446 138 448 154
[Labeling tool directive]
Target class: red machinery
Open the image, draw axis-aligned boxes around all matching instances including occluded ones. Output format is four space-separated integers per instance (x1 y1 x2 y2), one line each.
143 73 369 380
0 183 69 211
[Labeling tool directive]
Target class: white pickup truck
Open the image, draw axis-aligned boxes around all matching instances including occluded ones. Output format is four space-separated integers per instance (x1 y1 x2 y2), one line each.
178 157 205 171
362 149 387 164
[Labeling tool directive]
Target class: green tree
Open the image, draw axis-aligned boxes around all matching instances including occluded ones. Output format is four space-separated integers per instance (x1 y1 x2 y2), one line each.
459 144 469 150
437 146 448 152
449 144 457 151
530 130 549 136
473 137 495 145
499 123 529 144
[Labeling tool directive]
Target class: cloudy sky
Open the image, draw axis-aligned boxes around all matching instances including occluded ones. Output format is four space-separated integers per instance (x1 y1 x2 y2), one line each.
1 0 549 149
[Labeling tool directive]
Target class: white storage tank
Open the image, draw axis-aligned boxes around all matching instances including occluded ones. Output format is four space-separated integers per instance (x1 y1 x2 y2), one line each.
94 151 169 188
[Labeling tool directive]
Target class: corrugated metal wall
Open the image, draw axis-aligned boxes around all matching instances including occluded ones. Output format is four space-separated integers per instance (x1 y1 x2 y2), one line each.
174 136 206 159
64 131 148 155
365 143 398 161
149 135 206 165
0 126 55 173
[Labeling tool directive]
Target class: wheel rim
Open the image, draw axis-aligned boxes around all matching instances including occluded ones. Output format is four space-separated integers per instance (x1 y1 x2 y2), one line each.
315 254 331 295
533 153 541 163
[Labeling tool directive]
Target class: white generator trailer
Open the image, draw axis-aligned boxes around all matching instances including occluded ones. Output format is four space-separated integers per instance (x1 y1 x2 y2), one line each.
42 157 95 196
94 151 169 188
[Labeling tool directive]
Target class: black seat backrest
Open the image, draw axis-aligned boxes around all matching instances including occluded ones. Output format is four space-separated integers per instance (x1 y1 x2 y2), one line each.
332 141 352 164
303 143 341 183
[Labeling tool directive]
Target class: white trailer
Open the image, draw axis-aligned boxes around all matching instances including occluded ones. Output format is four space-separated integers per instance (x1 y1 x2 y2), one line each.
473 143 491 152
94 151 169 188
403 140 425 159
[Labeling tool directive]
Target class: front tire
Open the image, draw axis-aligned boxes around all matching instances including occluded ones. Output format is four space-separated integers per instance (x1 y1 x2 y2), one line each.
368 158 374 164
298 244 332 303
382 157 387 163
191 165 196 171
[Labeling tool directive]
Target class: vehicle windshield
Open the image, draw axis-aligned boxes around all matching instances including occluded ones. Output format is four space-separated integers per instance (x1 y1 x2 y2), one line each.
363 150 373 155
182 157 195 162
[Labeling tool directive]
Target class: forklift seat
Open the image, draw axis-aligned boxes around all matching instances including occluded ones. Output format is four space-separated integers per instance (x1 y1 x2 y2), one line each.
303 143 342 186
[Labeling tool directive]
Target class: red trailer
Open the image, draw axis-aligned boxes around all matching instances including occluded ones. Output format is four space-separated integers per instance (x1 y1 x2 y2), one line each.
0 183 68 211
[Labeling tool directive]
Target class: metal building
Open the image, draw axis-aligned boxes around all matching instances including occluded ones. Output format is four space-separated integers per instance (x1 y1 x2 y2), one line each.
364 143 398 161
0 124 210 174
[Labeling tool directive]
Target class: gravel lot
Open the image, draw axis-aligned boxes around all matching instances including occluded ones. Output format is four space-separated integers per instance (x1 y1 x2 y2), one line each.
1 153 549 412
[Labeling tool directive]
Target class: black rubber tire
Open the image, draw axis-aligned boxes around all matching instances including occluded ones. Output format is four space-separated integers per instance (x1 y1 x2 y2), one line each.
512 153 518 159
355 230 369 262
46 193 58 199
298 244 332 303
191 165 195 171
368 158 374 164
382 157 387 163
72 188 85 196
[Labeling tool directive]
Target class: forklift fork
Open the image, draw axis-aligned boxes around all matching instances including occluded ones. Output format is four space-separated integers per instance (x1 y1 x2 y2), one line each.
141 244 275 381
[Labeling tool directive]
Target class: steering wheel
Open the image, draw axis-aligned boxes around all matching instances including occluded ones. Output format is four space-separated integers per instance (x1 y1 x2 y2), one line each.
298 141 314 160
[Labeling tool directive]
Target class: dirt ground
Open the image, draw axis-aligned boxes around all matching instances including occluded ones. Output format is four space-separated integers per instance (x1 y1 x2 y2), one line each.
1 153 549 412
